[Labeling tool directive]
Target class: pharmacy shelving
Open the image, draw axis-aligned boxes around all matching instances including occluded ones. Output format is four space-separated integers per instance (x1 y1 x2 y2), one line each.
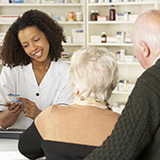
0 1 158 107
86 0 156 106
0 2 86 59
88 43 133 46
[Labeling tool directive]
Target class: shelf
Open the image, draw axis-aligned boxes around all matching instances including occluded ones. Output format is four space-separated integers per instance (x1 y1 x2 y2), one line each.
88 43 133 46
0 22 13 25
63 43 84 46
0 43 84 47
0 21 84 25
0 3 83 7
117 61 140 65
60 21 83 25
88 21 135 24
112 90 131 95
61 60 71 64
88 2 155 6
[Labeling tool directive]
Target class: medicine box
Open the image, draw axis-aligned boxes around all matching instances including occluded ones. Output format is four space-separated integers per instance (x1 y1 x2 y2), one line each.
14 0 23 3
0 15 19 22
52 16 61 21
97 16 107 21
41 0 55 3
116 14 124 21
124 55 134 62
71 0 79 3
90 36 101 43
129 15 139 21
143 0 155 1
55 0 63 2
107 37 117 43
61 52 70 61
72 29 84 43
66 36 72 43
23 0 40 3
116 31 124 43
0 0 9 3
125 33 132 43
6 94 23 103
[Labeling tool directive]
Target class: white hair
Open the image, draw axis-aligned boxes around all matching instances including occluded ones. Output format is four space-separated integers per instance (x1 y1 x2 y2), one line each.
133 10 160 50
70 47 118 102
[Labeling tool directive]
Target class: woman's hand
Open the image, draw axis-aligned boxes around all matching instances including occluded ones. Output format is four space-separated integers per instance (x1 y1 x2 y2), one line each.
17 97 42 120
5 101 22 115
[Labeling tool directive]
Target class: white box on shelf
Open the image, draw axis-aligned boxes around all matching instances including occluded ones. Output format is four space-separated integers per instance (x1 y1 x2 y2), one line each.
41 0 55 3
90 36 101 43
72 29 84 43
116 14 124 21
125 33 132 43
143 0 154 1
129 15 139 21
0 0 9 3
125 55 134 62
23 0 40 3
66 36 72 43
0 15 19 22
107 37 117 43
71 0 79 3
55 0 62 2
116 31 124 43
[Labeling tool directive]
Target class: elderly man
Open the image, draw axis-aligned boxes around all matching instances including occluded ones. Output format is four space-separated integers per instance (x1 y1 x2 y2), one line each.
84 10 160 160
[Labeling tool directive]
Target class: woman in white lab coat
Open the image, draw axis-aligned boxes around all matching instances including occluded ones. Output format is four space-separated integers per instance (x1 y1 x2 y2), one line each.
0 9 73 129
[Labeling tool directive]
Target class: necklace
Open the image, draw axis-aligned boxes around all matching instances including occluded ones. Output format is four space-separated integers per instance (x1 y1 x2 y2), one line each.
72 98 112 110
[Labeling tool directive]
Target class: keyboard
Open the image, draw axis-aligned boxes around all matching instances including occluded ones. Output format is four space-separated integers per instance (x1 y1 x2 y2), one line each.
0 128 25 139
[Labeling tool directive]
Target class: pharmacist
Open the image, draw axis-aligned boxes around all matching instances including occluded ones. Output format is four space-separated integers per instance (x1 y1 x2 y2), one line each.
0 9 73 130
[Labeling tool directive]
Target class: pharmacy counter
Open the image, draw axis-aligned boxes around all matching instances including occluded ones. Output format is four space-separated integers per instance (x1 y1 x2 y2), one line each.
0 138 45 160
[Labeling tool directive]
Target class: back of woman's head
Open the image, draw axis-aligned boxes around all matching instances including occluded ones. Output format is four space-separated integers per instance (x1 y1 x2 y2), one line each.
1 9 65 68
70 47 118 102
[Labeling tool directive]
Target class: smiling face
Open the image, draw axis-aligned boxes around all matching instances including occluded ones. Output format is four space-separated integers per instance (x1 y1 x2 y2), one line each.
18 26 50 64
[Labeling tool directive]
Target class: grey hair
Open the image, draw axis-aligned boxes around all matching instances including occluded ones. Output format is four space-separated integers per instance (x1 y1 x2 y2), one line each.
70 47 118 102
133 10 160 50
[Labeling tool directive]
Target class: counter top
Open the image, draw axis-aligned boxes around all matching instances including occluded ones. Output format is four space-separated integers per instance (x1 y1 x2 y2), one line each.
0 138 45 160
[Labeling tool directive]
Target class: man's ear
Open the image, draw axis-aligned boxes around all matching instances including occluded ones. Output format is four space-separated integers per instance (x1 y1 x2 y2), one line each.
140 41 150 58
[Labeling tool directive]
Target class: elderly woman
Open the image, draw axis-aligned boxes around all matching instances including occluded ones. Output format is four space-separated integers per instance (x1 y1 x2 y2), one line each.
18 47 120 160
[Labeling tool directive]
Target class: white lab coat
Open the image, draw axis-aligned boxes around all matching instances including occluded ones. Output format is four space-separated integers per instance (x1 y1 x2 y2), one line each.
0 61 73 129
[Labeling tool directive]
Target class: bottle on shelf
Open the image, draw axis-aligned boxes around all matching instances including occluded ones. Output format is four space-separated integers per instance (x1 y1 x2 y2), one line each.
90 10 96 21
76 12 82 21
109 5 116 21
101 32 107 43
95 10 99 21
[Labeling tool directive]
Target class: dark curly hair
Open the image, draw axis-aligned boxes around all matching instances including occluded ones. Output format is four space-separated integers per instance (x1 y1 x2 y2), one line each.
1 9 66 68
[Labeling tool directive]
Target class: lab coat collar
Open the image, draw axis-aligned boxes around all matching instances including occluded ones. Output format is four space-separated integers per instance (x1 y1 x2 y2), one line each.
23 61 60 89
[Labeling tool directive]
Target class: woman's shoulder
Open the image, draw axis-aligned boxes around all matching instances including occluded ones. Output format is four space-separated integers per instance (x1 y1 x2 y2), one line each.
1 65 29 76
